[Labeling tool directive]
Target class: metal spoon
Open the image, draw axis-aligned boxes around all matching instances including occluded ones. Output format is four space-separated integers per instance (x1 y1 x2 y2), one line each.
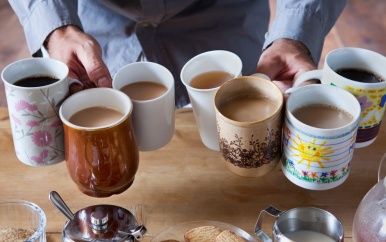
49 191 75 220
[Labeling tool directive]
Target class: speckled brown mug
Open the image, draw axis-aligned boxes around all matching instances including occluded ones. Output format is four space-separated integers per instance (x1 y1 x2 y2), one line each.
214 75 283 177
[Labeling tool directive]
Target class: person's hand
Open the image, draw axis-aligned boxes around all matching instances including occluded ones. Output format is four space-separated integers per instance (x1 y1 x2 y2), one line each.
44 25 112 93
256 38 317 93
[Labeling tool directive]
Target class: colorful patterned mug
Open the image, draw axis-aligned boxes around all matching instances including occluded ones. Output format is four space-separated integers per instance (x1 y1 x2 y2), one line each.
283 85 361 190
2 58 79 166
291 47 386 148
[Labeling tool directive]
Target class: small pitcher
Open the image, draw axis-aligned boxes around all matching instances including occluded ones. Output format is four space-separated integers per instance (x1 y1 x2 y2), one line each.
254 206 344 242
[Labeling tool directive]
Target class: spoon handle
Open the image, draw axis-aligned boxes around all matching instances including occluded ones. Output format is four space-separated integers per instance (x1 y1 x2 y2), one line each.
49 191 75 220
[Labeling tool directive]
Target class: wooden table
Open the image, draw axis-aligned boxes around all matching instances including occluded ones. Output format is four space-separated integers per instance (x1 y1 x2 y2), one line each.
0 107 384 241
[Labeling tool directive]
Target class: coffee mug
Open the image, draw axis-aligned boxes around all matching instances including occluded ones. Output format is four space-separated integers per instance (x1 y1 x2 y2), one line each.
113 62 175 151
181 50 242 151
214 75 283 177
59 88 139 197
291 47 386 148
2 58 79 166
255 205 344 242
283 85 361 190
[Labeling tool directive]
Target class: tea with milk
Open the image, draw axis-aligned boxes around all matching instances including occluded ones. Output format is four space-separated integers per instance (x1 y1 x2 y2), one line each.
292 104 353 129
69 106 123 127
218 95 278 122
190 71 234 89
120 81 168 101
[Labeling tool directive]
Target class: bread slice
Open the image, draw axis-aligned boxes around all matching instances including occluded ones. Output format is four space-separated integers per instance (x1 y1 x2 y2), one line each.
184 226 222 242
214 230 245 242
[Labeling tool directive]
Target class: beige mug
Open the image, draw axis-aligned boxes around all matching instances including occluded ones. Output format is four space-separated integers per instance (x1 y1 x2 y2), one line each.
214 75 283 177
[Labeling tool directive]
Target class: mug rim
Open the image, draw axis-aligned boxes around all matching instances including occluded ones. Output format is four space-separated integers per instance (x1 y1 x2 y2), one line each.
286 84 361 131
325 47 386 88
59 88 133 131
112 61 175 103
180 50 243 92
1 57 69 90
214 75 283 125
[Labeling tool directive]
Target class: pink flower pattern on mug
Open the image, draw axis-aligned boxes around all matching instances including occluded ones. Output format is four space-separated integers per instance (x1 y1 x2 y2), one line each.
6 86 65 165
31 130 52 147
31 150 49 164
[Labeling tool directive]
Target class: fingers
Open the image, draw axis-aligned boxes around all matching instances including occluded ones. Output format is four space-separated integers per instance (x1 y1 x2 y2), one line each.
256 52 281 81
45 25 112 90
256 39 316 82
76 43 112 88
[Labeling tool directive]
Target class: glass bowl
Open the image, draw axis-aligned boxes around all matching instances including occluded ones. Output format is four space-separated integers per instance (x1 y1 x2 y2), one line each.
150 220 257 242
0 200 46 242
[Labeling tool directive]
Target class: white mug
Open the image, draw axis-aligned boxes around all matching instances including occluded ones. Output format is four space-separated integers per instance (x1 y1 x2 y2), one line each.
180 50 242 151
290 47 386 148
283 85 361 190
113 62 175 151
2 58 78 166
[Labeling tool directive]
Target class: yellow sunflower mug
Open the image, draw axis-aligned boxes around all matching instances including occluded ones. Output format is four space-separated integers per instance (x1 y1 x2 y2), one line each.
291 47 386 148
282 85 361 190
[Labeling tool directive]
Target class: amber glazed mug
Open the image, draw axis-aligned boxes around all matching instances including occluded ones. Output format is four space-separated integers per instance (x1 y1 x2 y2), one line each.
59 88 139 197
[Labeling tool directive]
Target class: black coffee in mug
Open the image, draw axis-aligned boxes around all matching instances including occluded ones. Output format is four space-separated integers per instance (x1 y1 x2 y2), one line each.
14 75 60 87
336 68 384 83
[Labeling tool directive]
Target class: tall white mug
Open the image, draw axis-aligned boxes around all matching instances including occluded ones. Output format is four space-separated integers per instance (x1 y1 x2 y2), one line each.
113 62 175 151
180 50 242 151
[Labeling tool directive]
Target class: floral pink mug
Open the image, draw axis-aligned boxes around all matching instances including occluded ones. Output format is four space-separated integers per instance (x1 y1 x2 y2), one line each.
2 58 80 166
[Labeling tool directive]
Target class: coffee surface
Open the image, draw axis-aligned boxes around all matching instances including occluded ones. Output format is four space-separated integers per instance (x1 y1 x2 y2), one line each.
69 106 124 127
336 68 384 83
190 71 234 89
120 81 168 101
14 75 59 87
218 95 277 122
292 104 353 129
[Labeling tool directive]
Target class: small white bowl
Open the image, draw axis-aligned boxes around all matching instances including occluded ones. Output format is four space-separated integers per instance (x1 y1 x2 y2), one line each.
0 200 46 241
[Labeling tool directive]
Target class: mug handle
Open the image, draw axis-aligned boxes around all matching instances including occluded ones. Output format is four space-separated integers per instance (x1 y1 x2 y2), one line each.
254 206 284 242
284 70 323 94
378 152 386 182
251 73 271 80
68 78 83 87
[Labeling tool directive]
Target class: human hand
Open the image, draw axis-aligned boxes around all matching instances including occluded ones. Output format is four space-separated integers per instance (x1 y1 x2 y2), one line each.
256 38 317 93
44 25 112 93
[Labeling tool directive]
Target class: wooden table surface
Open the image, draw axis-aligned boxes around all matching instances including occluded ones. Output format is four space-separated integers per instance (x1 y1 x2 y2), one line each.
0 107 384 242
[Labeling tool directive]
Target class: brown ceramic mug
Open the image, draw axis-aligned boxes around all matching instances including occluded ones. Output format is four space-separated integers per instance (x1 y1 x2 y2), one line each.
59 88 139 197
214 75 283 177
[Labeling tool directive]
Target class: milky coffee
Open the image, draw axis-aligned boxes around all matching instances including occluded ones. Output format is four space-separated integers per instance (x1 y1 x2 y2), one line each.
69 106 124 127
218 95 278 122
120 81 168 101
292 104 353 129
190 71 234 89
